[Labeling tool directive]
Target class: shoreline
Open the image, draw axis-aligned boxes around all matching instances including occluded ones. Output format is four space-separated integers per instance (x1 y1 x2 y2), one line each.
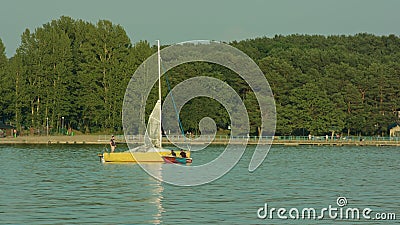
1 135 400 146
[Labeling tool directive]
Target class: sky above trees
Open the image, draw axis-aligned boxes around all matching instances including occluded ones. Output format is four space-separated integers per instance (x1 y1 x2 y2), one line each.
1 0 400 57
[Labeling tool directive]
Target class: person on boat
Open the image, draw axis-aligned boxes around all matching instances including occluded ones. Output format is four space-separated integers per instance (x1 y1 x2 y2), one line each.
171 150 176 157
110 135 116 153
179 149 187 158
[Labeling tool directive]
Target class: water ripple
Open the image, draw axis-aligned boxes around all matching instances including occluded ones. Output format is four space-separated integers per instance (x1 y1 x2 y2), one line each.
0 145 398 224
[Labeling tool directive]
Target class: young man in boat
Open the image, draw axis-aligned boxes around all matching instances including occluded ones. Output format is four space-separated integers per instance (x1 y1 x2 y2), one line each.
179 149 187 158
110 135 116 153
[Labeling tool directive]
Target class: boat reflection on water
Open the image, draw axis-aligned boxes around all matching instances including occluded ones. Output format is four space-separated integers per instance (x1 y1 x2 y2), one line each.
142 163 165 224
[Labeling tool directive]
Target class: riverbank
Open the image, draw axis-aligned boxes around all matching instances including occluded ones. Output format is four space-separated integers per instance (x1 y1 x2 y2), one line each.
1 135 400 146
0 135 108 145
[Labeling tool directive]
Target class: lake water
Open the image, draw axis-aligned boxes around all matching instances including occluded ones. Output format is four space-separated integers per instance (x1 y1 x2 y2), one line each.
0 144 398 224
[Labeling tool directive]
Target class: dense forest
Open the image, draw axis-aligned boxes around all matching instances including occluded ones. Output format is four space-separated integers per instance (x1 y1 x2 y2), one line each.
1 16 399 136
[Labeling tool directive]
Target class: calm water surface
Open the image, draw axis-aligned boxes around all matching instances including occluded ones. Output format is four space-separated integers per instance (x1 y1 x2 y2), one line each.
0 144 398 224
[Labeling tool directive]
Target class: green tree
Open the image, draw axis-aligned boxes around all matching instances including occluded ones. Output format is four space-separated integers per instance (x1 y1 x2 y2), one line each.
0 39 10 123
77 20 132 133
287 82 345 135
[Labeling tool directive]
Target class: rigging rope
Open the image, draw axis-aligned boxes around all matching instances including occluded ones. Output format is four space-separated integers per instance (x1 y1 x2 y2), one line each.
160 58 191 150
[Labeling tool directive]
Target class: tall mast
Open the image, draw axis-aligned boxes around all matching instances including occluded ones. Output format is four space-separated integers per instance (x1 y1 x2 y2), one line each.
157 40 162 148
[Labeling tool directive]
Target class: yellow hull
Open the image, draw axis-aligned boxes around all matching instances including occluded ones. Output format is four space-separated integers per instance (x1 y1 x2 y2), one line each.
101 151 191 163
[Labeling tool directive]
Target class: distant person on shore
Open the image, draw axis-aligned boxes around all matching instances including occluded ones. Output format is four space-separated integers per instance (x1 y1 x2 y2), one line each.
180 149 187 158
110 135 116 153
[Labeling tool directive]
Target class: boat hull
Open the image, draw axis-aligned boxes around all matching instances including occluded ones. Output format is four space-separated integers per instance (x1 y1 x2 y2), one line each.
162 156 193 164
99 151 191 163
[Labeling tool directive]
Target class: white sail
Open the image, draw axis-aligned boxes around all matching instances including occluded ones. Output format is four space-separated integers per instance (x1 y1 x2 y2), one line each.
126 40 166 153
147 100 162 148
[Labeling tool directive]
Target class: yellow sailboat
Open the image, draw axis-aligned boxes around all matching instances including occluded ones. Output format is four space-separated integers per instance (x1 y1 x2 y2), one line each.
98 40 190 163
100 151 189 163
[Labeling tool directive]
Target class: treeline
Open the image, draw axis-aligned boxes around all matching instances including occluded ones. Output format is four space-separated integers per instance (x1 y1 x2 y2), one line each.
0 16 154 134
231 34 400 136
0 16 399 136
